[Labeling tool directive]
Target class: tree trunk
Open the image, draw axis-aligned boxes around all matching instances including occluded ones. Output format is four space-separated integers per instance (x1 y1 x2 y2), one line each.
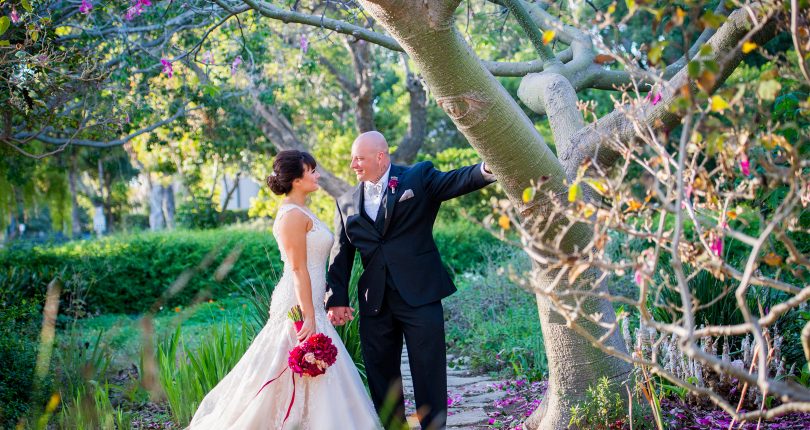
348 39 376 133
247 85 352 198
391 57 427 165
148 174 165 231
163 183 175 229
68 152 82 238
356 2 630 428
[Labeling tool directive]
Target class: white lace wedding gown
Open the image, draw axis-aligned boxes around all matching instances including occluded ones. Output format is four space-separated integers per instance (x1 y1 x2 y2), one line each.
188 204 381 429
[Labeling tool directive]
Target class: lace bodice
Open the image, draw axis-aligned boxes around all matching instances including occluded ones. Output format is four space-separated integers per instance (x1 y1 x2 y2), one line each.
268 204 335 329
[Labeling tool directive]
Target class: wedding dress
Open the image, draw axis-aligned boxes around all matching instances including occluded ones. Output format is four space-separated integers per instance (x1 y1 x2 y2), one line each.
188 204 382 429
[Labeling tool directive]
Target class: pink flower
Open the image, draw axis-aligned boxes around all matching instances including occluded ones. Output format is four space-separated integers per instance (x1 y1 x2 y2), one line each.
231 55 242 76
202 51 213 65
388 176 398 193
124 0 151 20
160 58 173 78
79 0 93 14
633 270 643 286
740 155 751 176
10 9 20 24
300 34 309 53
646 91 662 106
710 237 724 257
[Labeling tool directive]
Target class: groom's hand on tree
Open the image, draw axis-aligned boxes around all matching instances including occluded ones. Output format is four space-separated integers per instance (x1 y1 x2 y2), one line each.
327 306 355 326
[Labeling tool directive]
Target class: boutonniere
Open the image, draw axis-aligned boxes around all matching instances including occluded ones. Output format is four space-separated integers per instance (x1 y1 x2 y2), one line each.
388 176 398 193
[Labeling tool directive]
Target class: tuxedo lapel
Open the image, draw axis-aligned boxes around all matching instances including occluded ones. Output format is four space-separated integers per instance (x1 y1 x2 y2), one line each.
350 183 377 236
382 165 404 235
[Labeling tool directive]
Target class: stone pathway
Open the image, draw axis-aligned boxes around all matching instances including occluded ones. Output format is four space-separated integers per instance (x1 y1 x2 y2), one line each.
401 348 507 429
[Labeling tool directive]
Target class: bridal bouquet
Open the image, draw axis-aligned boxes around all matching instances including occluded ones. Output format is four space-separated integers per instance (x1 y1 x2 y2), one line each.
286 305 338 377
257 305 338 395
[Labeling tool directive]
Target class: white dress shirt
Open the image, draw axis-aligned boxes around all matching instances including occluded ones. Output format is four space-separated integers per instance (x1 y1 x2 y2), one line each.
363 165 391 221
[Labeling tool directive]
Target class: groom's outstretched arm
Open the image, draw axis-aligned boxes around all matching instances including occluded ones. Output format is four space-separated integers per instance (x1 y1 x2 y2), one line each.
422 161 496 202
326 201 354 312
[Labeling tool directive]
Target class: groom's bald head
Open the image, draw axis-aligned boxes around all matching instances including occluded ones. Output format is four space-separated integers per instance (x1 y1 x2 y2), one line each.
351 131 390 183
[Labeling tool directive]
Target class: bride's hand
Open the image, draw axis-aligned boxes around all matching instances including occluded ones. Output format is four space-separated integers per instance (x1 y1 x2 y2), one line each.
296 316 316 342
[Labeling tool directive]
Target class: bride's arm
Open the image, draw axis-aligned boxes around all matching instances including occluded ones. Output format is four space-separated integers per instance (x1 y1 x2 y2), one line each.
277 209 316 342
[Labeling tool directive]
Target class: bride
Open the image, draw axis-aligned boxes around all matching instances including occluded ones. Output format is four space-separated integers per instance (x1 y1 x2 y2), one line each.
188 150 381 429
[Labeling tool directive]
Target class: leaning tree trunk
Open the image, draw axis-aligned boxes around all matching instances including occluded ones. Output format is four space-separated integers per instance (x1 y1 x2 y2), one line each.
357 1 630 428
247 84 352 198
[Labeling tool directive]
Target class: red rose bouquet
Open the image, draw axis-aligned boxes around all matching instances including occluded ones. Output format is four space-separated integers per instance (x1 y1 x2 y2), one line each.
288 333 338 377
256 305 339 427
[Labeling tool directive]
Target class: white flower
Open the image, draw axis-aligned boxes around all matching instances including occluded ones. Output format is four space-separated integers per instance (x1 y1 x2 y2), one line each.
304 352 316 364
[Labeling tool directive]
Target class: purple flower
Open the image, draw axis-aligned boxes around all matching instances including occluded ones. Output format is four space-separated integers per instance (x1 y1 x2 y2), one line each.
10 9 20 24
231 55 242 76
79 0 93 14
160 58 173 78
646 91 662 106
300 34 309 53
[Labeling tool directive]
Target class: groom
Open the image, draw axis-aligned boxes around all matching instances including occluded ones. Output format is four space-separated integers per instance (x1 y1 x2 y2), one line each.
326 131 495 429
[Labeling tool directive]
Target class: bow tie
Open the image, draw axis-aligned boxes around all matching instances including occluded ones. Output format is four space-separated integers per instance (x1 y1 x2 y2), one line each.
365 182 383 197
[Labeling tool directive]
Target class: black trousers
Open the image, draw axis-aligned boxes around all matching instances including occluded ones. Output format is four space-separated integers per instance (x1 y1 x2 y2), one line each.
359 285 447 430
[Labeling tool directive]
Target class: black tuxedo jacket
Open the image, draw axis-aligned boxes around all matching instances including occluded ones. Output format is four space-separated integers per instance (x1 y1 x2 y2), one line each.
325 161 494 316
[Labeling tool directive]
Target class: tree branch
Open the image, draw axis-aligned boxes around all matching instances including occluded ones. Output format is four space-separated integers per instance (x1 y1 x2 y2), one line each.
8 107 196 149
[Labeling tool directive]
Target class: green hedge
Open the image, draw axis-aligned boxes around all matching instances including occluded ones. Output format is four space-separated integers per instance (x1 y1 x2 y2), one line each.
0 229 282 314
0 222 498 315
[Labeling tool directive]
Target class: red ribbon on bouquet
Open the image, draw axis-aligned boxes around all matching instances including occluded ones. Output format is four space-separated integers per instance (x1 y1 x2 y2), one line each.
254 306 338 428
256 368 296 428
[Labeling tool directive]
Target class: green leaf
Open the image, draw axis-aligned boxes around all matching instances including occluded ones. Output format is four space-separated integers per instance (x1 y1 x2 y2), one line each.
648 41 668 65
700 11 726 29
21 0 33 13
0 17 10 38
698 44 713 56
757 80 781 101
30 30 38 42
687 60 700 78
0 40 9 46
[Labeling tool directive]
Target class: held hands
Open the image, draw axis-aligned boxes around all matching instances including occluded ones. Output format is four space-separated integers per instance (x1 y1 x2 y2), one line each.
327 306 355 326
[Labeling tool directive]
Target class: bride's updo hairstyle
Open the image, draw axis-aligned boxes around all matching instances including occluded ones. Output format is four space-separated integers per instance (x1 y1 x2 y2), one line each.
266 150 317 195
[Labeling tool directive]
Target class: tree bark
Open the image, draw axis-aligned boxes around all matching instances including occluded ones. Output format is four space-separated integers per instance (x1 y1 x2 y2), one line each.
247 85 352 198
348 39 376 133
391 58 427 165
356 2 630 428
68 152 82 238
148 174 165 231
163 183 175 229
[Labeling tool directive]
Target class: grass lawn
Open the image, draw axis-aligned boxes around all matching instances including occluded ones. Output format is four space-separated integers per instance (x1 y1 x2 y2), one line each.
64 295 253 370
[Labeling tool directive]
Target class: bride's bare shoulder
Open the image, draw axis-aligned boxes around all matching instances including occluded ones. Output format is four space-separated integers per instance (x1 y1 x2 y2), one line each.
275 206 313 235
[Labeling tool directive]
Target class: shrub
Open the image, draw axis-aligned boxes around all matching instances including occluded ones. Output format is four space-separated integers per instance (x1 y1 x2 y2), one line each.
0 229 282 314
0 300 43 428
444 245 547 380
176 201 250 230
